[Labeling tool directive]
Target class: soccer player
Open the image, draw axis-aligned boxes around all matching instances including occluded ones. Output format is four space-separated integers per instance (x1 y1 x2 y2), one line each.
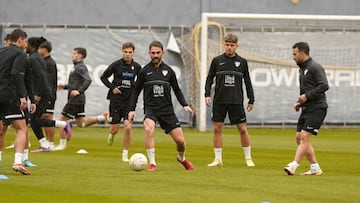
38 41 58 150
55 47 108 150
26 37 72 153
284 42 329 176
0 29 32 175
128 40 194 171
100 42 141 162
205 33 255 167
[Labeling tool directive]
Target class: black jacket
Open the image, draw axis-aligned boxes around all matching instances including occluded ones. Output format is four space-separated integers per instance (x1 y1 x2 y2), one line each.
64 61 91 105
298 57 329 111
28 51 52 99
0 44 28 101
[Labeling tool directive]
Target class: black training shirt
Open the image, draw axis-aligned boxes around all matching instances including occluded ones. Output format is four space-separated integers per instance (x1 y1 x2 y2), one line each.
129 62 188 112
205 53 254 105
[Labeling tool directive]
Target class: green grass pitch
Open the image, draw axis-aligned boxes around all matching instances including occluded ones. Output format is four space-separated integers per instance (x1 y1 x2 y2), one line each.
0 127 359 203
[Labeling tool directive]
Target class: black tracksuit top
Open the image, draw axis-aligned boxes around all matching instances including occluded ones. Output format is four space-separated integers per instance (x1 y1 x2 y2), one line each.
129 62 188 112
44 55 58 101
205 53 254 105
100 59 141 102
0 44 28 101
298 57 329 111
64 61 91 105
28 51 52 99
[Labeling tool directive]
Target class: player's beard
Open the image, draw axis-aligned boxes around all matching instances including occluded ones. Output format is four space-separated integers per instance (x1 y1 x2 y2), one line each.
151 57 161 66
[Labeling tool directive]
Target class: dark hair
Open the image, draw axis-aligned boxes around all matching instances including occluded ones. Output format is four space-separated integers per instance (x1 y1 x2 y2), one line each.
39 41 52 53
74 47 87 58
122 42 135 51
8 29 27 42
28 36 47 49
224 33 238 43
149 40 163 50
292 42 310 55
4 34 10 41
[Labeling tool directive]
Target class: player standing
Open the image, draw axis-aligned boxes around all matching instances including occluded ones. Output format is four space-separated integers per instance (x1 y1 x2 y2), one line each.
38 41 58 150
205 33 255 167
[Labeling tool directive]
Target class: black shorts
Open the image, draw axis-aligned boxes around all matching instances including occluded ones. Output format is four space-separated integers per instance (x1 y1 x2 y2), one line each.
45 99 56 114
212 103 246 124
296 108 327 135
1 98 26 121
61 103 85 119
109 101 129 124
144 108 181 134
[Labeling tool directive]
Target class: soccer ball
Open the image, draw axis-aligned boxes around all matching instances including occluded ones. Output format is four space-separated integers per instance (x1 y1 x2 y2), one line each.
129 153 148 171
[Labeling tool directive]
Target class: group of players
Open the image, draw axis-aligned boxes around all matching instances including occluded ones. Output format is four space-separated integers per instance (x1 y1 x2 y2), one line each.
0 28 328 176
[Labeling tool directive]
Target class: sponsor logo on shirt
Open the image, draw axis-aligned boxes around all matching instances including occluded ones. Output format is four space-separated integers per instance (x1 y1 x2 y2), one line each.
153 84 164 97
224 75 235 87
122 72 134 78
121 80 131 88
219 62 226 66
147 71 152 75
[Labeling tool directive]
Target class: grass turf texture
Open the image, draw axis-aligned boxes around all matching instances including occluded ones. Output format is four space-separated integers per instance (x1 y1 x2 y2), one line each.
0 127 359 203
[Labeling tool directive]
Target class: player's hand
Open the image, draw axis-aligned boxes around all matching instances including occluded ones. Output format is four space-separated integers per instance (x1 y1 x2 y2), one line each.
293 102 301 112
57 84 65 90
247 104 254 112
19 97 27 110
34 95 41 104
184 106 194 117
30 103 36 114
128 111 136 121
298 94 307 104
112 87 121 94
70 90 80 97
205 97 211 107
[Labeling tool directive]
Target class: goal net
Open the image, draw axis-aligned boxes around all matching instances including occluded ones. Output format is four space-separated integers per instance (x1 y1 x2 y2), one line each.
177 13 360 131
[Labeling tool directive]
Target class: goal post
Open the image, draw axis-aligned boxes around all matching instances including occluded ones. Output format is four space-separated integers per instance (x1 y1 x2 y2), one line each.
198 13 360 131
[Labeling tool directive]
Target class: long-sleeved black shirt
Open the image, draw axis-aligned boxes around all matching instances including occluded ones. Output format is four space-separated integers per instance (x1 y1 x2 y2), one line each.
0 44 28 101
64 61 92 105
44 55 58 101
129 62 188 112
100 59 141 102
205 53 254 105
298 57 329 111
28 51 52 99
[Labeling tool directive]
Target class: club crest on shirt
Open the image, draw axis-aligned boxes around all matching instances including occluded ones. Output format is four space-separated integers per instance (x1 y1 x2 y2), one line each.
162 70 168 76
131 66 134 70
304 69 308 75
235 61 241 67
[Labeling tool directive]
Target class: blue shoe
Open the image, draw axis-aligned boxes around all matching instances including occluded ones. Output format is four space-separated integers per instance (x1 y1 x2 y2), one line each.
23 159 37 167
31 147 51 152
64 121 73 141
